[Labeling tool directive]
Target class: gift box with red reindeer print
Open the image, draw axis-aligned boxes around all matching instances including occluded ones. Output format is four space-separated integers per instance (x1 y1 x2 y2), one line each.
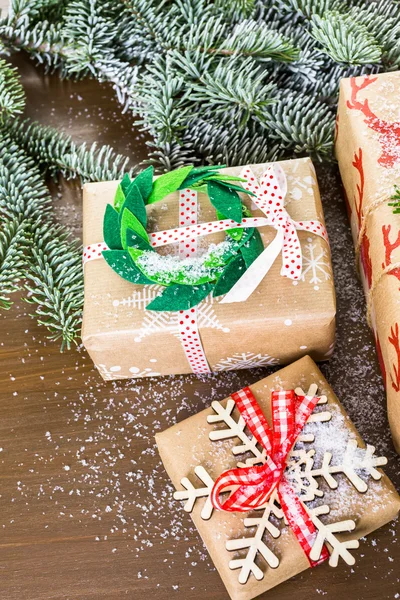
336 71 400 452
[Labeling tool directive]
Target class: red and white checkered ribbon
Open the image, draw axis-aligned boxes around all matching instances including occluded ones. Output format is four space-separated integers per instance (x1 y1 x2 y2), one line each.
210 387 329 567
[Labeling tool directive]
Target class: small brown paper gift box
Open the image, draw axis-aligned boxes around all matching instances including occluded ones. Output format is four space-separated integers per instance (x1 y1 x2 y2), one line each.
156 356 400 600
82 158 335 381
336 71 400 452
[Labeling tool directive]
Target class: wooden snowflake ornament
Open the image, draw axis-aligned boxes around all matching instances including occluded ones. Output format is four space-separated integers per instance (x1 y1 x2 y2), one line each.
172 382 388 585
173 466 215 520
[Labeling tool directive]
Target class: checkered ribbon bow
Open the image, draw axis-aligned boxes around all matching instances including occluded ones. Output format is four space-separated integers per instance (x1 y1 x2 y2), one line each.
210 387 330 567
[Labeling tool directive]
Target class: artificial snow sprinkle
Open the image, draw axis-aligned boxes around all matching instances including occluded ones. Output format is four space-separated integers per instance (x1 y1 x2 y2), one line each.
135 241 235 285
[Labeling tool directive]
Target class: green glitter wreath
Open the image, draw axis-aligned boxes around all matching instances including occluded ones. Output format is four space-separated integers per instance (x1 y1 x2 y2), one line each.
102 164 265 311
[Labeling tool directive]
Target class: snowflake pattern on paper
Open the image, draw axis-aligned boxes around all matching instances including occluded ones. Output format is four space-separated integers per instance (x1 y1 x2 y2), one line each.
297 238 332 291
173 385 388 583
95 363 161 380
214 352 279 372
286 160 317 202
112 286 230 343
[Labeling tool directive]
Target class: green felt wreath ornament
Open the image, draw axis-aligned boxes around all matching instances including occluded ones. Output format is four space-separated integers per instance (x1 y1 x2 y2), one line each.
102 164 265 311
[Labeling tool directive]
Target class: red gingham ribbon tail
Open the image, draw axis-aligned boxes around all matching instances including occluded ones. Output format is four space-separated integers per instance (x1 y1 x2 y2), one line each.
231 387 273 452
278 479 329 567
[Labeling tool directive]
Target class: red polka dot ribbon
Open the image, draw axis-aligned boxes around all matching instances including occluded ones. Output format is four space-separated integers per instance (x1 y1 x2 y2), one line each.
83 242 108 265
220 165 329 303
177 190 211 374
211 386 330 567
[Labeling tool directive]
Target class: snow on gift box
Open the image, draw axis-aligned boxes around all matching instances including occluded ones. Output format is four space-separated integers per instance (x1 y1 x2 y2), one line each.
81 159 336 381
156 356 400 600
336 70 400 453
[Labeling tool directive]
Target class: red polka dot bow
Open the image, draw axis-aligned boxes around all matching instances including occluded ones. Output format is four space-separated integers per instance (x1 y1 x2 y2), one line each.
220 165 329 304
210 386 329 567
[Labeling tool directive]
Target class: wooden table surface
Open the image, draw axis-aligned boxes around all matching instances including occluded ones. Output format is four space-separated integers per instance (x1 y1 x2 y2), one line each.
1 52 399 600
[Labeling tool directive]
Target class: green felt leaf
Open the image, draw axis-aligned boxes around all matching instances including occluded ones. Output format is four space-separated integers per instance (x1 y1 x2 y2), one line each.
120 173 131 195
216 181 256 197
147 165 193 204
103 204 123 250
132 166 154 203
214 254 247 297
125 228 154 251
113 183 125 212
216 209 243 242
146 283 213 312
190 165 222 174
121 182 147 228
240 229 264 268
120 208 149 249
191 184 208 194
102 250 153 285
207 180 243 223
180 172 213 188
205 174 246 183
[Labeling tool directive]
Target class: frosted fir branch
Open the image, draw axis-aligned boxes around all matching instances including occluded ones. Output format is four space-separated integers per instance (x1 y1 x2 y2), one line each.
310 11 382 65
348 2 400 69
182 117 279 167
185 57 277 130
134 57 189 144
0 217 29 309
214 0 256 21
61 0 120 77
261 91 335 159
0 132 52 221
220 19 299 62
25 223 83 351
3 117 136 182
0 15 68 71
0 57 25 121
278 0 346 19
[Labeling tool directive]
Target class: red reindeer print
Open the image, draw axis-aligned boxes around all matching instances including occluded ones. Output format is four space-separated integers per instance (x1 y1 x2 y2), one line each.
350 148 372 286
352 148 364 229
375 333 387 388
382 224 400 281
388 323 400 392
334 114 339 143
347 76 400 168
361 235 373 288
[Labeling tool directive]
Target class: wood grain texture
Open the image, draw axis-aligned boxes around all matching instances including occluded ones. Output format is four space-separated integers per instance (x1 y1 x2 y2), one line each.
1 52 399 600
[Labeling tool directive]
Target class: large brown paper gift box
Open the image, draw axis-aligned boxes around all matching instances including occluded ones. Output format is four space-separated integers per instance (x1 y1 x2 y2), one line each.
156 356 400 600
82 158 335 381
336 71 400 452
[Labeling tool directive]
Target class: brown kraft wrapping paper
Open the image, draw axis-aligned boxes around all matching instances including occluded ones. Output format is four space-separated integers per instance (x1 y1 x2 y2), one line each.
156 356 400 600
82 158 336 381
336 71 400 452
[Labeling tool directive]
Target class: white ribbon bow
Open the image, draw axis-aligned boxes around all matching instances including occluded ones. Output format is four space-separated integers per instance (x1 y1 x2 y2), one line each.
220 165 329 303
